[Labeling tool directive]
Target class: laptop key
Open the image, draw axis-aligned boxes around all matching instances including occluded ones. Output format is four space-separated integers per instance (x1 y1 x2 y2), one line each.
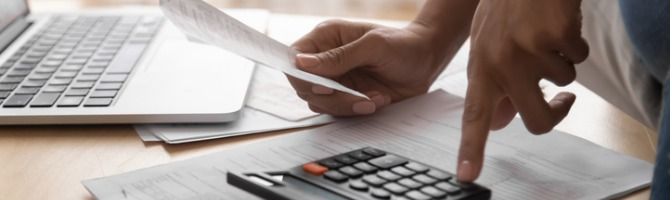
83 97 113 107
7 69 31 77
27 73 52 80
77 74 100 82
22 80 47 87
14 63 37 70
90 90 117 98
65 89 89 96
35 67 58 73
54 71 78 78
0 92 10 99
42 85 67 93
41 60 63 67
15 87 40 94
61 64 84 71
95 83 122 90
100 74 127 83
30 93 61 107
1 77 25 83
0 84 17 91
48 78 72 85
82 68 104 75
3 94 33 107
71 81 95 89
87 61 110 68
57 96 84 107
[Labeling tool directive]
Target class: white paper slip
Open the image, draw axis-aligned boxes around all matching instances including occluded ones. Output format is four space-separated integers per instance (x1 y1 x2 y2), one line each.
247 67 321 121
136 107 333 144
159 0 369 99
84 90 653 200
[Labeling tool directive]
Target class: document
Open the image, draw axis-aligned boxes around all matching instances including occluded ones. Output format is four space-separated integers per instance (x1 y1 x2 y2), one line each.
159 0 369 99
135 67 333 143
84 90 653 200
246 66 322 121
137 107 333 144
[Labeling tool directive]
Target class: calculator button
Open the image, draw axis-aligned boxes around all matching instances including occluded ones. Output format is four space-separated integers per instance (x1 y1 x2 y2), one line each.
412 174 437 185
397 178 423 189
334 155 358 165
303 163 327 176
369 155 408 169
377 170 402 181
324 170 348 183
420 186 447 198
405 190 431 200
362 147 386 157
339 166 363 178
435 182 461 195
319 159 343 169
349 180 369 191
405 162 429 173
382 182 408 195
391 166 415 177
426 169 452 180
371 188 391 199
354 162 378 174
349 150 372 160
363 174 387 187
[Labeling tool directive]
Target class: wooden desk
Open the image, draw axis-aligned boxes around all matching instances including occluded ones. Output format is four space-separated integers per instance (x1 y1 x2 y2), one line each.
0 1 657 200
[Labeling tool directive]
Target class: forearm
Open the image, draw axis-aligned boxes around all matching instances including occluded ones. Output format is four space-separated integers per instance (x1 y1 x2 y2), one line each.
407 0 479 73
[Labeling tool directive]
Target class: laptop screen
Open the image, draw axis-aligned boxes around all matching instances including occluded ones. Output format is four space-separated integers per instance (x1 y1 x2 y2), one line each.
0 0 28 31
0 0 28 53
0 0 28 33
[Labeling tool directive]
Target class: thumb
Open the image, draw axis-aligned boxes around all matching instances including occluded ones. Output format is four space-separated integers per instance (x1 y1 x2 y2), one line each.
295 37 377 78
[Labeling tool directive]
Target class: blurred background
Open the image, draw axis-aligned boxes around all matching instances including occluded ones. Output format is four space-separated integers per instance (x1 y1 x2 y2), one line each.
28 0 424 20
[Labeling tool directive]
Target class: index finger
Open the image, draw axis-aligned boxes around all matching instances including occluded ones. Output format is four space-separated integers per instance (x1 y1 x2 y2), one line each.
458 74 498 182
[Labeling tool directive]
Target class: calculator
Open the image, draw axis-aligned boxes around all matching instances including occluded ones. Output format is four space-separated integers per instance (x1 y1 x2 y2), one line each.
227 147 491 200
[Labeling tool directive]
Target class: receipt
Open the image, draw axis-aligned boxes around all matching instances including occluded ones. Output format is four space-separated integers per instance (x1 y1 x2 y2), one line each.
160 0 369 99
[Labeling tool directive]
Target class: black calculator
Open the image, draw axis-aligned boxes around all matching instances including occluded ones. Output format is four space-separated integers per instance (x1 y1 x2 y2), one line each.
227 147 491 200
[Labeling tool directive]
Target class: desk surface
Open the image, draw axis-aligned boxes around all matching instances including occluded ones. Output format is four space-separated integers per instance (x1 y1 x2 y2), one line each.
0 1 657 200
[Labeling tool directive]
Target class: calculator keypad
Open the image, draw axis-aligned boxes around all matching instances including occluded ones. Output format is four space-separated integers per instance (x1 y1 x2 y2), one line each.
300 147 489 200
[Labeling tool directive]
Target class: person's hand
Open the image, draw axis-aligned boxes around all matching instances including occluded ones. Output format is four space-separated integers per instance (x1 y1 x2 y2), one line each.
288 20 450 116
457 0 589 182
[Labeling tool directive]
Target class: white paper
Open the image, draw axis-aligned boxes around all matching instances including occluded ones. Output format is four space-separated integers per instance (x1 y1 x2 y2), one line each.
85 90 653 200
247 67 321 121
140 107 333 144
134 126 162 142
159 0 369 99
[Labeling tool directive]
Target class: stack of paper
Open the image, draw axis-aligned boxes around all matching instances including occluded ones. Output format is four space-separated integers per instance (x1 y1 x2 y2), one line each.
84 90 653 200
136 67 335 144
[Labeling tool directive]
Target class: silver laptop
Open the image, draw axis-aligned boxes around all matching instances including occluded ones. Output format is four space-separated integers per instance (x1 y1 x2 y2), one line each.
0 1 255 125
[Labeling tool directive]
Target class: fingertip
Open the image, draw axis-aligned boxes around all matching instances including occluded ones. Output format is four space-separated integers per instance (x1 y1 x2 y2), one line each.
352 101 376 115
549 92 576 124
457 160 480 182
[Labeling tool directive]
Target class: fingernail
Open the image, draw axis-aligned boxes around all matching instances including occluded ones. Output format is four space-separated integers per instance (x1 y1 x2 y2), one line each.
457 160 474 181
372 95 385 107
352 101 376 115
296 54 320 68
312 85 334 94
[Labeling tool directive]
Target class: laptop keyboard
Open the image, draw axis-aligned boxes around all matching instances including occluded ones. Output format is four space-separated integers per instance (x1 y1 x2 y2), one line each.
0 15 162 108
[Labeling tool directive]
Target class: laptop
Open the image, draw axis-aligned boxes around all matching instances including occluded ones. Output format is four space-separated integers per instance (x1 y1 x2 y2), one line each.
0 1 256 125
